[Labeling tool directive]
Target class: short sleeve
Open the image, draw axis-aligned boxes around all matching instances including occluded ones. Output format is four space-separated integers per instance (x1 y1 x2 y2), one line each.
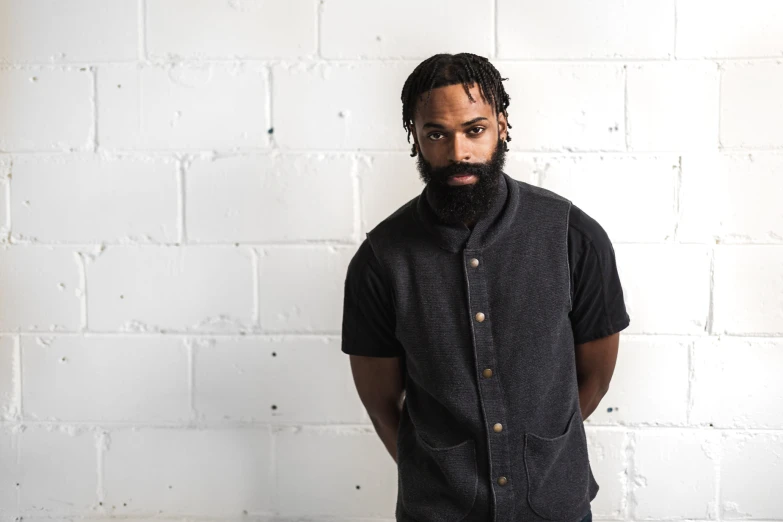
341 238 405 357
568 204 631 345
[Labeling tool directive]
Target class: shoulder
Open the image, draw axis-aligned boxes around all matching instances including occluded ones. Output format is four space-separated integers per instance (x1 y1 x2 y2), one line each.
365 193 423 259
568 203 612 251
511 177 572 207
367 194 420 238
347 236 382 281
509 177 573 220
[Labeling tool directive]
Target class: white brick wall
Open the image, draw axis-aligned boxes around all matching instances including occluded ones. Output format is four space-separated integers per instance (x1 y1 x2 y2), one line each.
0 1 781 520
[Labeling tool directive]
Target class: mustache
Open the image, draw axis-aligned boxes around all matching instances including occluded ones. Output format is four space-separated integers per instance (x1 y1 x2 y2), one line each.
427 161 495 183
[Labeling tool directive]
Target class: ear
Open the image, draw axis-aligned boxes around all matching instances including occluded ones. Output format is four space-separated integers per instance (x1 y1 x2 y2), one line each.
497 112 508 141
409 123 420 147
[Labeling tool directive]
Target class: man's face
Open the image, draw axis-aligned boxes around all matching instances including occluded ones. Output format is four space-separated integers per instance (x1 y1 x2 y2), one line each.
411 83 508 226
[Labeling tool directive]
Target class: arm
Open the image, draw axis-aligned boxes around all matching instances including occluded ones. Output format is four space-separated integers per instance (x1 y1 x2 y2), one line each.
575 332 620 420
341 239 406 462
567 204 629 420
349 354 405 463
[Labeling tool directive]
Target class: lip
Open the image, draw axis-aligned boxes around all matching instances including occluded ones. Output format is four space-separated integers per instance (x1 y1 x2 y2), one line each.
446 174 477 186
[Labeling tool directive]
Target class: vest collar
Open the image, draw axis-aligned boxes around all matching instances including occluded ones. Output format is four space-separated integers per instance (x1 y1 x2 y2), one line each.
415 172 520 253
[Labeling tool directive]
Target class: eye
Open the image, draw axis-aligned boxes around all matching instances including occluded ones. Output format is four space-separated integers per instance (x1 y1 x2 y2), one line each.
468 127 485 135
427 132 444 141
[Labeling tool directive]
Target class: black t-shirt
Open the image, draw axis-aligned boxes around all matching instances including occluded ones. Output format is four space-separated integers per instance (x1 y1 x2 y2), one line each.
342 202 630 357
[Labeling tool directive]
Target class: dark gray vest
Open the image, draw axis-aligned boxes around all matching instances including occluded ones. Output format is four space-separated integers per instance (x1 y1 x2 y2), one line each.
366 172 598 522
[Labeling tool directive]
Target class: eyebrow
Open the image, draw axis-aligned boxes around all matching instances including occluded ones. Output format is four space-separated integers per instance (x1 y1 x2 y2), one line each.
422 116 489 130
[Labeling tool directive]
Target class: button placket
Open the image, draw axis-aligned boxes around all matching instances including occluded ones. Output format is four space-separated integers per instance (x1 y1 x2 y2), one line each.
463 249 514 519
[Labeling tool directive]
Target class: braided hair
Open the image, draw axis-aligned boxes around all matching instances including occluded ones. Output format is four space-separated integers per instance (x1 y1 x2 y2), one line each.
401 53 512 156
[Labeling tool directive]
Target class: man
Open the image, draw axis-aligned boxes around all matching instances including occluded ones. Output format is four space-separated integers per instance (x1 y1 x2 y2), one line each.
341 53 630 522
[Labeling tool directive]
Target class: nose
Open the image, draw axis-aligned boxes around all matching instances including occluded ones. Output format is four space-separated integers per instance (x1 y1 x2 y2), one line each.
447 134 471 164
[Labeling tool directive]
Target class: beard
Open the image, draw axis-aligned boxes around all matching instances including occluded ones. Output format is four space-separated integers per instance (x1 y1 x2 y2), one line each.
416 138 507 226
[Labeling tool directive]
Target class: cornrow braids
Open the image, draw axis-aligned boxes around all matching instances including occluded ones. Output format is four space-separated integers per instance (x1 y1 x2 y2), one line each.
400 53 512 153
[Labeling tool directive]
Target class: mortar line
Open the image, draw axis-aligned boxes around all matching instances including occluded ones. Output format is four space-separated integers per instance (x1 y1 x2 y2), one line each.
672 0 678 59
90 67 99 152
0 419 780 432
176 158 187 244
251 247 261 328
4 156 11 242
673 155 682 243
352 156 362 243
717 62 724 149
6 147 783 156
15 334 22 421
686 340 695 424
715 433 722 520
5 56 783 67
76 252 88 332
2 329 783 339
12 331 769 340
270 424 279 514
95 430 107 510
138 0 147 62
625 430 636 520
15 398 20 512
267 66 276 148
315 0 323 59
623 64 630 151
186 338 196 420
706 247 716 335
493 0 499 58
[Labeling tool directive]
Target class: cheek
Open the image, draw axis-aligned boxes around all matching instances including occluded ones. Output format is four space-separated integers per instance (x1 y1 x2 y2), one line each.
478 141 499 160
420 144 447 163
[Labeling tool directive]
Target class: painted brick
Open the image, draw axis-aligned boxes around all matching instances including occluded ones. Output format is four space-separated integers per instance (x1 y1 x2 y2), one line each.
22 335 190 422
321 0 493 59
85 246 255 333
501 64 625 151
147 0 317 59
357 153 424 235
0 69 92 152
192 336 364 423
676 0 783 58
273 62 412 150
0 427 18 513
11 154 178 243
97 65 269 150
584 430 627 518
0 336 18 420
498 0 674 59
713 245 783 334
103 428 272 516
186 153 354 243
720 62 783 148
275 428 397 517
0 0 137 63
0 246 82 332
534 154 678 242
720 432 783 519
18 426 98 513
588 337 689 426
633 430 719 519
691 337 783 428
627 63 719 151
614 244 711 334
679 153 783 243
258 246 355 333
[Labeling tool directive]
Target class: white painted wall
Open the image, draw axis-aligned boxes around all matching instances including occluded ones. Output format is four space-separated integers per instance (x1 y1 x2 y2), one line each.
0 0 781 520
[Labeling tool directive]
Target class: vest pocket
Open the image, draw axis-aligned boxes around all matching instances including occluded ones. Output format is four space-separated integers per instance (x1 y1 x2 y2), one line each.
399 430 478 522
523 409 590 521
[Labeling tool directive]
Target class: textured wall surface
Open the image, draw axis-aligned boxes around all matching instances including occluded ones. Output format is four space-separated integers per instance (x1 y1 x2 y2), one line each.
0 0 782 521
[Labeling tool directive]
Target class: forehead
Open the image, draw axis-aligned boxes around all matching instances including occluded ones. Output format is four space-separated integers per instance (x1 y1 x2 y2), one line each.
414 83 494 124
